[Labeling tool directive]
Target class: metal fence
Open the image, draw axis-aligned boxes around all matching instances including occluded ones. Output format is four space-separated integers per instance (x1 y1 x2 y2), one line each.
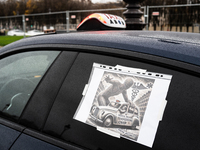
146 4 200 33
0 3 200 38
0 8 127 37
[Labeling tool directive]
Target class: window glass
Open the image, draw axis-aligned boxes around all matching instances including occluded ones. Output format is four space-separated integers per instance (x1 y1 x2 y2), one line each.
128 106 134 114
119 104 128 113
109 102 121 108
0 51 60 118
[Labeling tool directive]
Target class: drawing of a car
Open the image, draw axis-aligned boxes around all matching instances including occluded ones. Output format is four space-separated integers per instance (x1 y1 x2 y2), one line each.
90 101 140 129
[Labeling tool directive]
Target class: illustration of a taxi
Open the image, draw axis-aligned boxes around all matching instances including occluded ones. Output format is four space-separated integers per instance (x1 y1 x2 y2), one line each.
90 101 140 129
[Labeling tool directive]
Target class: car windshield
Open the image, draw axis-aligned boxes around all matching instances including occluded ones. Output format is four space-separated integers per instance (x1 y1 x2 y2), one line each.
109 102 121 108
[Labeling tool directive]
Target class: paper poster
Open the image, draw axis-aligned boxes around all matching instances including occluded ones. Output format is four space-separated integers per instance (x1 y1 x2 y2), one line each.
74 63 172 147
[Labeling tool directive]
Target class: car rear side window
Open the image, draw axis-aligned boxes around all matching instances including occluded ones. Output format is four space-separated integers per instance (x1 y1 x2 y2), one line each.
0 51 60 119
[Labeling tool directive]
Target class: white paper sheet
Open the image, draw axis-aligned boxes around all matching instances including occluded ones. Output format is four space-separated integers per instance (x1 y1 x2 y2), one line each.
74 63 172 148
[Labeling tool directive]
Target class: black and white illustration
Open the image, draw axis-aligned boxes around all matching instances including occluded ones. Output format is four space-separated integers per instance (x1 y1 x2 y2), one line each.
87 72 155 141
74 63 172 147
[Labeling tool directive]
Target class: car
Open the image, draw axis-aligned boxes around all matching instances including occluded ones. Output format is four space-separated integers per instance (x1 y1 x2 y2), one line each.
26 30 44 36
0 22 200 149
0 29 5 35
7 29 25 36
90 101 139 129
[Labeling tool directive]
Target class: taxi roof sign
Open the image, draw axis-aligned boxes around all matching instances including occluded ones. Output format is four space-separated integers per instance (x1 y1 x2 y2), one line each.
77 13 126 31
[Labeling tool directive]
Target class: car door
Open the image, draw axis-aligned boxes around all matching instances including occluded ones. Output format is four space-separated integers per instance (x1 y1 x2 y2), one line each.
40 48 200 150
1 44 200 150
0 50 81 150
0 118 23 150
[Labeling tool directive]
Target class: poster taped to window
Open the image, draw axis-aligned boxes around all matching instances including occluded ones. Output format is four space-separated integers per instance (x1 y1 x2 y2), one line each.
74 63 172 147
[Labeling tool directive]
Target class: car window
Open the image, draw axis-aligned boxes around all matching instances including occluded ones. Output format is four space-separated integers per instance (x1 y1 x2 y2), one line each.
119 104 128 113
128 106 134 114
44 52 196 150
109 102 121 108
0 51 60 119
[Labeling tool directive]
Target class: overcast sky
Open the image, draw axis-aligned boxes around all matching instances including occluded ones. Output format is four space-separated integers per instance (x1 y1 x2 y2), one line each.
91 0 119 3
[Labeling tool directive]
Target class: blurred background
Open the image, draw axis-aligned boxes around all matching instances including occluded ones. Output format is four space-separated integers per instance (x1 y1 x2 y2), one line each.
0 0 200 46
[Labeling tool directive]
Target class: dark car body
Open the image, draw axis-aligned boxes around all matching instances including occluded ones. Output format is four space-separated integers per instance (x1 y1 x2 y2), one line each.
0 30 200 150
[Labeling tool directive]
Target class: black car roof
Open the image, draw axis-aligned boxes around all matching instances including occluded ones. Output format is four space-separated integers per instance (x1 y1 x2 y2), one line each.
1 31 200 66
